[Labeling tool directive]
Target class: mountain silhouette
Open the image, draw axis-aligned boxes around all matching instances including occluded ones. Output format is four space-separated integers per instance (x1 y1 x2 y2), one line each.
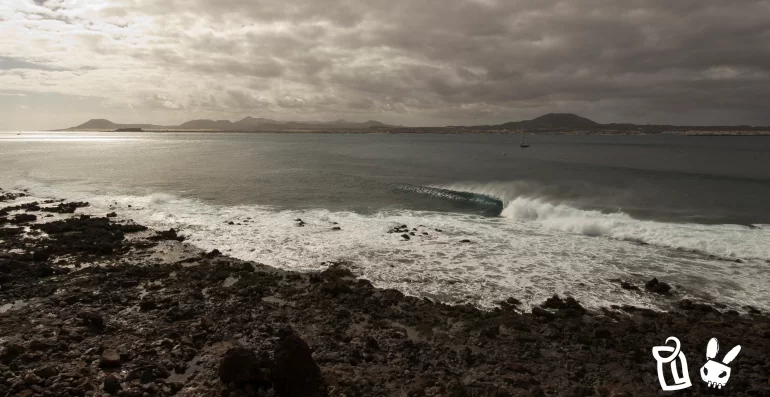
66 117 393 131
498 113 600 129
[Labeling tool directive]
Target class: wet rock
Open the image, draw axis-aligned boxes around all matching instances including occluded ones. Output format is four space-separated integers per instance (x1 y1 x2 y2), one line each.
103 374 121 394
271 331 326 397
532 307 554 319
205 249 222 258
11 213 37 224
219 347 262 385
620 281 639 291
150 228 185 242
388 224 409 234
645 277 671 295
42 201 89 213
99 348 122 368
541 295 585 315
106 212 118 218
678 299 718 313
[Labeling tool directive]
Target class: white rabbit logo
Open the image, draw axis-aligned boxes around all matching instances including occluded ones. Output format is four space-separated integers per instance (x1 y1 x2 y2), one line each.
700 338 741 389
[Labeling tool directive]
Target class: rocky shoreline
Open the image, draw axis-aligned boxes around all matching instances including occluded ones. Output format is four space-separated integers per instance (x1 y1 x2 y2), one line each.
1 188 769 397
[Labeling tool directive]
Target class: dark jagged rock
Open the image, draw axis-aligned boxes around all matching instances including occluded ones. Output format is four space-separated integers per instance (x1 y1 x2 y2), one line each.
620 281 639 290
679 299 719 313
0 343 24 364
271 331 327 397
0 187 768 397
77 311 105 331
149 228 185 242
388 224 410 234
218 347 262 385
106 212 117 217
645 277 672 295
10 213 37 224
41 201 89 213
103 374 121 394
541 295 586 316
531 307 554 319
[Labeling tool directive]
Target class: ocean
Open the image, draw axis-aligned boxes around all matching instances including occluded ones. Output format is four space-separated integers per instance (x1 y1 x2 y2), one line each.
1 131 769 311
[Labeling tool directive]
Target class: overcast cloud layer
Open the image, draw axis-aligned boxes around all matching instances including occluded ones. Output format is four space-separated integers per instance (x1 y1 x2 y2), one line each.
2 0 770 130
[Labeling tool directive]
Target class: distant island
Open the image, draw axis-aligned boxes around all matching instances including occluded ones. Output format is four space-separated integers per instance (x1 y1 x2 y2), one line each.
61 113 770 135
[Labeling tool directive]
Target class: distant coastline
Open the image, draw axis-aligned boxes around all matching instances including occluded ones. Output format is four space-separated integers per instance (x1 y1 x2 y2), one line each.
58 112 770 136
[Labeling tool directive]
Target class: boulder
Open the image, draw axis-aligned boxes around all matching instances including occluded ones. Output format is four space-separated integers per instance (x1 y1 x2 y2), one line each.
271 331 327 397
99 348 121 368
77 311 105 331
103 374 121 394
645 277 671 295
219 347 262 385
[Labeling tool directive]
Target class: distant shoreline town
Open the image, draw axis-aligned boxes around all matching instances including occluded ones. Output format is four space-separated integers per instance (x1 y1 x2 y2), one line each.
62 113 770 136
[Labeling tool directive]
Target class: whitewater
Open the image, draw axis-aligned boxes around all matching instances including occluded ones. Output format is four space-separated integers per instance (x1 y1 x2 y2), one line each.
8 178 770 313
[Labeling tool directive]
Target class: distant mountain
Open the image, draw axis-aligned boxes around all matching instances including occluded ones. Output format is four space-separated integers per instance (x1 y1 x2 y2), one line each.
72 119 162 130
526 113 600 129
495 113 600 130
179 119 234 129
64 117 394 131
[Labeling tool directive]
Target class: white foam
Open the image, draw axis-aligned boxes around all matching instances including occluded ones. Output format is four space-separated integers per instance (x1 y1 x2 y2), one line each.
8 179 770 313
442 182 770 261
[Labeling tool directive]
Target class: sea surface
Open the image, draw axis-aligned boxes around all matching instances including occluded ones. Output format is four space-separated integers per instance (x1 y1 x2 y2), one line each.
1 131 769 311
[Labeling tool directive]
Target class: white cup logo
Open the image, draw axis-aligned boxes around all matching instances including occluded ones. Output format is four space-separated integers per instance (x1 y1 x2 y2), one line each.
652 337 692 391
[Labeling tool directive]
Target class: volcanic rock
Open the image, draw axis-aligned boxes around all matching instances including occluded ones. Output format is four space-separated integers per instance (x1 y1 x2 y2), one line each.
271 331 326 397
103 374 121 394
99 348 121 368
219 347 262 385
645 277 672 295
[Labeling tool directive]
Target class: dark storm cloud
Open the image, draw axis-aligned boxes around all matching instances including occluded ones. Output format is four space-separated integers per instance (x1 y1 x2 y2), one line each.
125 0 770 124
6 0 770 126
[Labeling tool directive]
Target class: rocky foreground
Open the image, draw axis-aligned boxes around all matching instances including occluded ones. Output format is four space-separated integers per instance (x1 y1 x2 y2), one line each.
1 189 769 397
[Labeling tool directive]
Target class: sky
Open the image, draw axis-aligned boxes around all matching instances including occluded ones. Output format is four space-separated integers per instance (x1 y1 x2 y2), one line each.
2 0 770 130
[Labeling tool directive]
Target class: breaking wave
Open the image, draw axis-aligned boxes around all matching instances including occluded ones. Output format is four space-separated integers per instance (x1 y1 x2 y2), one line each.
435 182 770 261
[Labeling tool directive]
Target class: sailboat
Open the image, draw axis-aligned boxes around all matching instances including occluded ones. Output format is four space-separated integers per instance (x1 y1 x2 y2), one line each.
519 123 529 148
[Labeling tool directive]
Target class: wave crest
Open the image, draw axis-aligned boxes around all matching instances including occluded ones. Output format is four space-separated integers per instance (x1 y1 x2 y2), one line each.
435 181 770 260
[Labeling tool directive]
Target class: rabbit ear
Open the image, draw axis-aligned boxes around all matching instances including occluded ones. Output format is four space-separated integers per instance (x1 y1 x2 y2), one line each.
722 345 741 364
706 338 719 359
